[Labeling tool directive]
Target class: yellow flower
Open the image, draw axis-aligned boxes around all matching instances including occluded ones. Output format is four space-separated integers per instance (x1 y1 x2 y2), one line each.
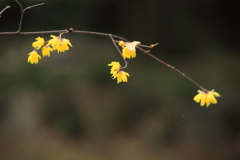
108 61 130 83
27 50 41 64
108 61 121 75
47 35 72 52
193 90 221 107
113 70 130 83
47 35 60 50
122 41 140 59
55 38 72 52
122 48 136 59
32 37 45 50
42 45 53 57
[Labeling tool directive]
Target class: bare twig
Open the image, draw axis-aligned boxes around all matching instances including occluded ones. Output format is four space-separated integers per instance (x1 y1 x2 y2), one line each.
0 30 67 35
24 3 45 11
14 0 44 33
136 46 206 91
109 34 128 69
14 0 23 12
0 5 11 17
138 44 158 49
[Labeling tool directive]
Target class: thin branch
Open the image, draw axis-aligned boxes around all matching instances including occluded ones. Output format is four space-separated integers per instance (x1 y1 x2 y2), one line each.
138 44 156 49
24 3 45 11
0 5 11 17
114 40 156 49
0 30 68 35
0 29 128 41
14 0 23 12
72 30 130 42
0 28 205 90
14 0 44 33
136 47 206 91
109 34 128 69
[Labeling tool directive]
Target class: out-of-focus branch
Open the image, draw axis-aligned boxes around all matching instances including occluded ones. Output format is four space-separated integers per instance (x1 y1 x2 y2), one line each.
0 5 11 17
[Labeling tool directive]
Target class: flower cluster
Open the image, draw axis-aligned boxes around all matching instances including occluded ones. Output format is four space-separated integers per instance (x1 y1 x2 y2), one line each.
27 35 72 64
121 41 140 59
108 61 129 83
193 89 221 107
108 41 140 83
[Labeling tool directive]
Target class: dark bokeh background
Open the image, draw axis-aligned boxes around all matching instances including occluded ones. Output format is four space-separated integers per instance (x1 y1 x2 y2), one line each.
0 0 240 160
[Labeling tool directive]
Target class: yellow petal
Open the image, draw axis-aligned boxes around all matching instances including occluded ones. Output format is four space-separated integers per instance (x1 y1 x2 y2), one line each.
193 94 200 102
27 50 41 64
200 96 206 106
213 92 221 97
122 48 136 59
42 45 53 57
32 37 45 50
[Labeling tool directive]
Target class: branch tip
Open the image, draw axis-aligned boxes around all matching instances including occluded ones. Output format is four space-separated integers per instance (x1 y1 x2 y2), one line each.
150 43 158 48
25 3 45 11
0 5 11 17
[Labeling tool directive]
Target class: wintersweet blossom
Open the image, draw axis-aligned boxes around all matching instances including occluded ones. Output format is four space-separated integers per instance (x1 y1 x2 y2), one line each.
122 41 140 59
55 38 72 52
42 45 53 57
108 61 130 83
47 35 60 50
32 37 45 50
28 50 41 64
108 61 121 76
113 70 130 83
47 35 72 52
193 90 221 107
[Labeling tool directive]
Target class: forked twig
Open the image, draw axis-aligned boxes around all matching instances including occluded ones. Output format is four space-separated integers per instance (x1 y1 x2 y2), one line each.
14 0 44 33
109 34 128 69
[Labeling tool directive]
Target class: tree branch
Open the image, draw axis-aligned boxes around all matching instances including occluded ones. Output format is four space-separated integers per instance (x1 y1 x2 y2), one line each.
0 28 204 90
137 48 206 91
0 5 11 17
14 0 44 33
0 0 205 90
109 34 128 69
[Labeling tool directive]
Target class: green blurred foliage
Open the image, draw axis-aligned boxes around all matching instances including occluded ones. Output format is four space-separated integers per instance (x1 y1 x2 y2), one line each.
0 0 240 160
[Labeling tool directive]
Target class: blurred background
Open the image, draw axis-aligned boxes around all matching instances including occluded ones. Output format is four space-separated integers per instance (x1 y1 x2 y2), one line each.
0 0 240 159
